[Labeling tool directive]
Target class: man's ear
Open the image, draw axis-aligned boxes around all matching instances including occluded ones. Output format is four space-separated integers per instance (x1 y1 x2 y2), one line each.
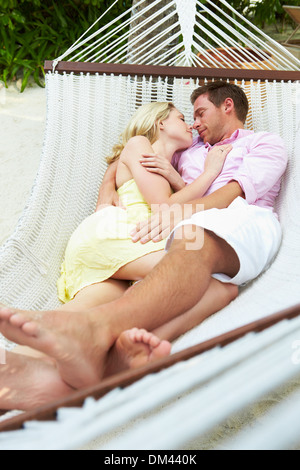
223 98 234 114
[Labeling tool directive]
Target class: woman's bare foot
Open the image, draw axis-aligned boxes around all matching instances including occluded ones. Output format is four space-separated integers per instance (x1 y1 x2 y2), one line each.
0 352 73 411
105 328 171 376
0 307 115 390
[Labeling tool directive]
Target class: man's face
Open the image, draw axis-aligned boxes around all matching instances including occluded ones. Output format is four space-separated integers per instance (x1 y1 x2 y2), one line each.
193 94 225 145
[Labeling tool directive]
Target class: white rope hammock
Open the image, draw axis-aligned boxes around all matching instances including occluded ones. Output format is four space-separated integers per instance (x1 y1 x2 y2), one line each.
53 0 300 71
0 0 299 449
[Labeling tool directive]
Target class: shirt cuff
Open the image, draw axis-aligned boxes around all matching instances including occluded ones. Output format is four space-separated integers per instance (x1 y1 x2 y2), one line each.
233 175 257 205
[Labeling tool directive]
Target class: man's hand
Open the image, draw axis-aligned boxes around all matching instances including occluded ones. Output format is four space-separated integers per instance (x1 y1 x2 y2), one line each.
130 203 196 244
130 181 244 244
96 188 123 212
95 161 125 212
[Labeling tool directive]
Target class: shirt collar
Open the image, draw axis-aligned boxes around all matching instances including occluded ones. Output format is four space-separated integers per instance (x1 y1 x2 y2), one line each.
204 128 253 149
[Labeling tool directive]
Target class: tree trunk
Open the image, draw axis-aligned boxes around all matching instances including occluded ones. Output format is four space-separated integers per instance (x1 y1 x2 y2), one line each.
127 0 179 65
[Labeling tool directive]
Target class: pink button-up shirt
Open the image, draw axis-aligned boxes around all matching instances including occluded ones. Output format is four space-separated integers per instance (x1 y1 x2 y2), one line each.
172 129 288 213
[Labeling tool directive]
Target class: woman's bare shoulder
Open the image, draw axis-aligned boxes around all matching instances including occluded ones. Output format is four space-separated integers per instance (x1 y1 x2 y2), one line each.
126 135 151 148
120 136 153 163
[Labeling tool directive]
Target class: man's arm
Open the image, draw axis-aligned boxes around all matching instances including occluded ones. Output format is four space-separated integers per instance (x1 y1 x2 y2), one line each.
190 180 244 211
231 132 288 205
131 181 244 244
95 161 121 211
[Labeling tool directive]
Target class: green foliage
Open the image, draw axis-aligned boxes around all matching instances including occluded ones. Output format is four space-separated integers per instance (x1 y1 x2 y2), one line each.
0 0 131 91
251 0 300 29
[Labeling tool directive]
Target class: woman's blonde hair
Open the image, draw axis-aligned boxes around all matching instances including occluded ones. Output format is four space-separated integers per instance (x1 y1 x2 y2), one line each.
106 102 175 164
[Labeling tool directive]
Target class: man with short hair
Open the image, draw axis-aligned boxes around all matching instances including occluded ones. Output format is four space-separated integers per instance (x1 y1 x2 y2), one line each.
0 82 288 393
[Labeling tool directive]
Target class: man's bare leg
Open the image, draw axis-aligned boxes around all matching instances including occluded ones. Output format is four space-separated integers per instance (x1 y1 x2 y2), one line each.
109 279 238 374
0 352 73 410
0 227 240 389
74 255 237 374
151 279 238 342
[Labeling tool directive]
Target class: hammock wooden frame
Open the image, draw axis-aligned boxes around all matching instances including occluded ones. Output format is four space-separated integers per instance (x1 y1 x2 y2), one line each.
44 60 300 82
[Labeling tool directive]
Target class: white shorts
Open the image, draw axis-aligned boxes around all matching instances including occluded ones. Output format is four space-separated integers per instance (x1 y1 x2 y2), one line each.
165 197 282 286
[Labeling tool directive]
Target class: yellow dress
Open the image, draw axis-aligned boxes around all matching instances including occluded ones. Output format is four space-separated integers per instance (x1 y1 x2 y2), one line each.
57 179 166 303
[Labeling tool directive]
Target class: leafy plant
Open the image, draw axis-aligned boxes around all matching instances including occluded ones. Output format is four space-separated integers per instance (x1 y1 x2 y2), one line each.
250 0 300 29
0 0 132 91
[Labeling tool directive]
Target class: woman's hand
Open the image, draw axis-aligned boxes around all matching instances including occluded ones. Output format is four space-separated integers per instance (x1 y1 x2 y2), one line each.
204 144 232 178
140 153 186 192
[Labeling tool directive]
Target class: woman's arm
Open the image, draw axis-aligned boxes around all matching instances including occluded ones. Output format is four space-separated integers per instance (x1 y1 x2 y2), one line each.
140 144 232 205
119 136 172 208
168 144 232 204
122 138 232 209
140 153 186 192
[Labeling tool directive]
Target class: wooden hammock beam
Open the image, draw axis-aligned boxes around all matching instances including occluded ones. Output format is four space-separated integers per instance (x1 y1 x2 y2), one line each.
1 302 300 433
44 61 300 82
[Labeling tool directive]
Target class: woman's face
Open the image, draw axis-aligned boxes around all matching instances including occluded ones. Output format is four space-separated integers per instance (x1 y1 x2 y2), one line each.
161 108 193 149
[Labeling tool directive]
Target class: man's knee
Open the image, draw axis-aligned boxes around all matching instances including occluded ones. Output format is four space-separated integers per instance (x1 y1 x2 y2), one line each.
169 225 240 279
223 283 239 303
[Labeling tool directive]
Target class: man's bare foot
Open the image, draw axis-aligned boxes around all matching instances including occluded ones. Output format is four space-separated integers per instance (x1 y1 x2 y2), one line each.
105 328 171 376
0 352 73 411
0 307 115 389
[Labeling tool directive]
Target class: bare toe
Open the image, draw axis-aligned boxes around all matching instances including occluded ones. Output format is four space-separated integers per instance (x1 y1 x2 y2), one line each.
0 307 17 321
21 321 40 337
9 313 30 328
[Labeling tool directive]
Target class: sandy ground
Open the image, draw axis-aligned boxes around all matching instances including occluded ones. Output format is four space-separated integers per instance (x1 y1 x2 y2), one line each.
0 82 46 426
0 81 46 246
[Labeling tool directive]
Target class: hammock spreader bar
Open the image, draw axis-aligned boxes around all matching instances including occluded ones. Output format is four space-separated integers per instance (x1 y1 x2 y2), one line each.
44 61 300 83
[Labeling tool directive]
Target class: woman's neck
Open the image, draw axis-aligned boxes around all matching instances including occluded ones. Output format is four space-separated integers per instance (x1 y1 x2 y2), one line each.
152 140 178 161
